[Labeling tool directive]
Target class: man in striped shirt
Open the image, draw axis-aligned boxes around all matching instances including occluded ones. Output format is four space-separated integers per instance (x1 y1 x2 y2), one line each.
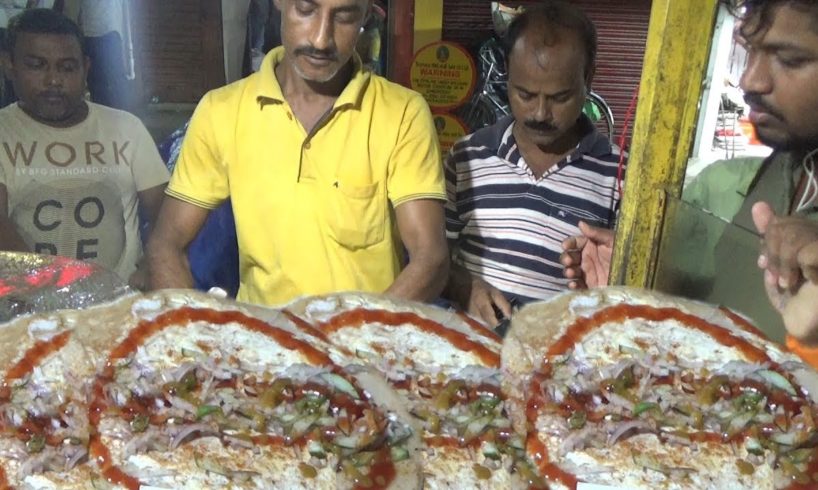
444 1 624 326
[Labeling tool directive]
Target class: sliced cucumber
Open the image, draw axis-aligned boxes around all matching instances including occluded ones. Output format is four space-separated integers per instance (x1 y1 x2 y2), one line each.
756 370 797 397
390 446 410 462
481 441 501 460
307 440 327 459
320 373 360 399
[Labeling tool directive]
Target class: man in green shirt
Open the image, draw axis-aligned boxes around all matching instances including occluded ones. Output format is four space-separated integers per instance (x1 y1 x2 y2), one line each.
561 0 818 342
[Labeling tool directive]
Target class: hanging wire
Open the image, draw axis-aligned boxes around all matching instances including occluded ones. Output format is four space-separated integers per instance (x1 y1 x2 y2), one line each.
616 85 639 198
795 147 818 213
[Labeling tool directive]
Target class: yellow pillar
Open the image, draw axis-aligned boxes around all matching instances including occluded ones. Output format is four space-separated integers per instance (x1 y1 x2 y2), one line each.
413 0 444 53
609 0 720 288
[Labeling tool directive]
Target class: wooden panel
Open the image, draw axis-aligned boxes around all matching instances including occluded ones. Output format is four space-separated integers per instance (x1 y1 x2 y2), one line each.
610 0 718 288
130 0 225 104
388 0 415 86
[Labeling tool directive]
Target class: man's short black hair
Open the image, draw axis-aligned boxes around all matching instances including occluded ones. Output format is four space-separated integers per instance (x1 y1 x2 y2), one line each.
731 0 818 38
4 8 85 57
503 1 597 79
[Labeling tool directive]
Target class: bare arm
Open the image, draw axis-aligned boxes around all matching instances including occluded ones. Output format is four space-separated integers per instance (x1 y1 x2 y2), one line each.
129 184 166 289
0 184 28 252
138 184 166 238
385 199 449 302
146 196 210 290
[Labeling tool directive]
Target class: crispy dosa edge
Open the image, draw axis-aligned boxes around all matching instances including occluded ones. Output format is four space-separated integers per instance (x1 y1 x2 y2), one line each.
284 291 501 349
501 286 818 489
286 292 523 488
148 290 425 488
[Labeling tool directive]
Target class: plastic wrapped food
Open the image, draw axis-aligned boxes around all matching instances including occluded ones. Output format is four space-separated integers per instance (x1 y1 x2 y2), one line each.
0 252 130 323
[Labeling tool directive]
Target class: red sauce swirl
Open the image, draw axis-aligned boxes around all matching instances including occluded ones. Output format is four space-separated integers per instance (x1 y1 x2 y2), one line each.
719 306 769 339
320 309 500 367
1 330 71 398
87 307 396 489
454 311 503 342
527 303 815 489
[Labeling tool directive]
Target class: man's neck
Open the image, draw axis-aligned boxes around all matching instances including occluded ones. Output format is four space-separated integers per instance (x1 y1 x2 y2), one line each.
275 55 353 101
19 101 89 129
513 121 584 178
274 56 355 133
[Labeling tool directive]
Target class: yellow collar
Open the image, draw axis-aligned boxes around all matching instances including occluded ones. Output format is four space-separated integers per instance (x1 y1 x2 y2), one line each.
254 46 371 110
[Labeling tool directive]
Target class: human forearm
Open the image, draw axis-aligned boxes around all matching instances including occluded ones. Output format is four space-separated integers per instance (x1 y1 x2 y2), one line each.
0 220 29 252
145 237 195 290
385 250 449 302
145 196 210 290
388 199 448 302
443 262 474 307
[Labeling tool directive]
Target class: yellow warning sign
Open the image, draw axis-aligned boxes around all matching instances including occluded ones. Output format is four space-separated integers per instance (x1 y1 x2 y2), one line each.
410 42 476 110
433 113 469 161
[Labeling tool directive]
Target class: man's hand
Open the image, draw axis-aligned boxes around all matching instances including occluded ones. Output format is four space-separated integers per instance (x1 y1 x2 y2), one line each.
752 202 818 289
560 221 615 289
446 264 511 326
752 201 818 345
466 277 512 327
128 260 149 291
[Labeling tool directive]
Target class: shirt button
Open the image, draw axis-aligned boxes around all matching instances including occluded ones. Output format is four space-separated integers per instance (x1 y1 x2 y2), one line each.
304 141 311 149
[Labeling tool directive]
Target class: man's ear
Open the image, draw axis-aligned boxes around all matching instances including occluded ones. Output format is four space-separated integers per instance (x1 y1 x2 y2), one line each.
363 0 373 26
0 51 12 75
585 65 596 92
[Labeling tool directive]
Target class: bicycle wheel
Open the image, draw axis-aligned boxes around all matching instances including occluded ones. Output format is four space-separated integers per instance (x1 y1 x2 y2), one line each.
457 96 501 133
586 91 615 138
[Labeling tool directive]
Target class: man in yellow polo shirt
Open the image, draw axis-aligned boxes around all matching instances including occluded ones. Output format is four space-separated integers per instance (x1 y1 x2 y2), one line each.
146 0 448 306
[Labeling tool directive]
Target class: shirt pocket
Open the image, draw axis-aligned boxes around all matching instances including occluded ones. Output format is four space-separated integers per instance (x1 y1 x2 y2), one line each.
324 181 386 249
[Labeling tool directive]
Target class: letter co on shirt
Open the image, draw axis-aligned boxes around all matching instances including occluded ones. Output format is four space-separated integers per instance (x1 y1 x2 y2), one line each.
4 139 129 267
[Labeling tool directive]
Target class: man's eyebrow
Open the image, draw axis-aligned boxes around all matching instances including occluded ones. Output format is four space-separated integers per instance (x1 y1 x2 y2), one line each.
547 89 573 98
300 0 363 14
332 4 363 14
512 84 535 94
758 41 818 56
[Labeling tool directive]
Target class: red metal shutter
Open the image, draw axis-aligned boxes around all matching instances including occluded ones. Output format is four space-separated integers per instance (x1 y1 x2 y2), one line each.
441 0 650 146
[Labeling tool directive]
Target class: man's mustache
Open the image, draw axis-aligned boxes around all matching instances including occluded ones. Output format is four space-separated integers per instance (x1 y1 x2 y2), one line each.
294 46 338 61
744 93 784 120
524 120 558 132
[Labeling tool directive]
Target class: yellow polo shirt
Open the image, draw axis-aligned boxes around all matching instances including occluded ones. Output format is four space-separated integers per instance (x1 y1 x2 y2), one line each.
167 48 445 305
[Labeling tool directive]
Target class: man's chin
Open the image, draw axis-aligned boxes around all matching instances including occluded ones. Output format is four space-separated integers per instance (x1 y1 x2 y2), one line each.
754 126 794 151
293 62 343 84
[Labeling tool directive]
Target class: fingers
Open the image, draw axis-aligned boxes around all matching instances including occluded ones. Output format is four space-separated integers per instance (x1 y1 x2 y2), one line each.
467 281 500 326
560 249 582 268
561 235 588 254
561 235 578 251
781 281 818 345
798 240 818 284
567 278 588 290
578 221 615 246
762 217 818 289
490 288 513 319
775 235 803 290
751 201 776 236
763 269 785 313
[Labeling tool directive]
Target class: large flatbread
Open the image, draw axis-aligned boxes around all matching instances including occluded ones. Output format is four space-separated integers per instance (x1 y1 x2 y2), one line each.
0 290 423 489
503 287 818 490
286 292 533 489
